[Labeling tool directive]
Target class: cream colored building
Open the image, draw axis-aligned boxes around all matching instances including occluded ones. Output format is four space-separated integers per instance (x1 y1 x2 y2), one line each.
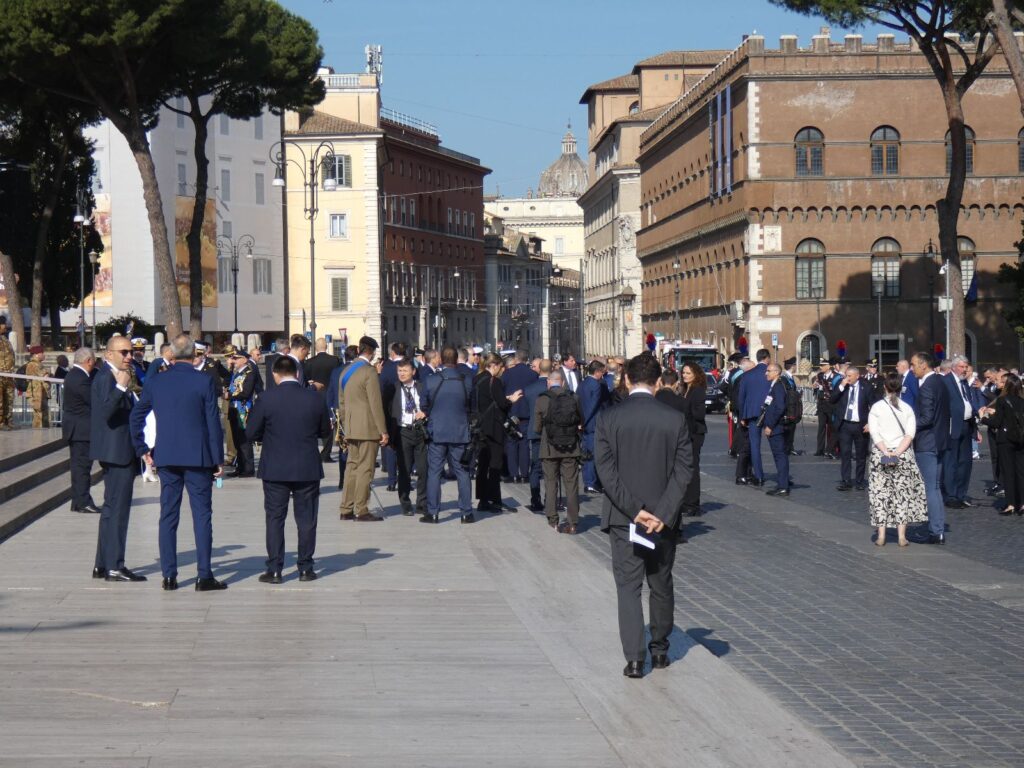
578 51 729 358
280 71 384 347
483 130 586 272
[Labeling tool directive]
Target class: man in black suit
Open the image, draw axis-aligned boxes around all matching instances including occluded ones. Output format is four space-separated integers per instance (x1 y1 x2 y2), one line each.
63 347 99 513
304 337 341 462
90 336 146 583
830 365 873 491
390 358 429 516
379 341 406 491
595 353 694 678
263 338 289 390
288 334 311 386
246 355 332 583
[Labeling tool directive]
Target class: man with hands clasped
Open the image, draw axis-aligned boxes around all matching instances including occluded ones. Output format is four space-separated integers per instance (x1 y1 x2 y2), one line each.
595 353 694 679
830 365 873 491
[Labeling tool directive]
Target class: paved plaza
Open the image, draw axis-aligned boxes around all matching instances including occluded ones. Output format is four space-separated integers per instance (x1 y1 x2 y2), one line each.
2 418 1023 767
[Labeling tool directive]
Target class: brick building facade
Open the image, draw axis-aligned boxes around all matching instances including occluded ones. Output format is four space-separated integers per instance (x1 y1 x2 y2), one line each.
637 33 1024 374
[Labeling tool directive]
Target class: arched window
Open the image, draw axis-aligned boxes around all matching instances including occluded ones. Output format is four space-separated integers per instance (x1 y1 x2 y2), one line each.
1018 128 1024 173
795 239 825 299
945 127 975 175
795 128 824 177
958 236 976 295
870 126 900 176
871 238 901 298
799 332 824 368
628 101 640 115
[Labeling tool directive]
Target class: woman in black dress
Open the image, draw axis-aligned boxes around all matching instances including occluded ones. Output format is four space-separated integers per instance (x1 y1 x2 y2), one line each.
474 353 524 512
680 362 708 516
978 373 1024 516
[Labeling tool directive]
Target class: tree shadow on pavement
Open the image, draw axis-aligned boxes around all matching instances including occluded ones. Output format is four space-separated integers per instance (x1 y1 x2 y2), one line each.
686 627 731 657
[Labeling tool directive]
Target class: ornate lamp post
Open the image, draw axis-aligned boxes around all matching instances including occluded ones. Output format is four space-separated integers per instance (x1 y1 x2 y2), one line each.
270 140 337 338
216 233 255 334
619 285 636 357
74 188 88 348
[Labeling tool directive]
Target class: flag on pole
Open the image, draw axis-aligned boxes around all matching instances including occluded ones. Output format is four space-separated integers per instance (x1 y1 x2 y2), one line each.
965 272 978 304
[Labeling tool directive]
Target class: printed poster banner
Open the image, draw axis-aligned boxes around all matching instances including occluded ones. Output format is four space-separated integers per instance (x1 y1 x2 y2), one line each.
83 192 113 307
174 196 218 308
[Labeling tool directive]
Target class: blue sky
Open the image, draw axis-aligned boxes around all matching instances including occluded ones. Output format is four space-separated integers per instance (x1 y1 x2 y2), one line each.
281 0 887 196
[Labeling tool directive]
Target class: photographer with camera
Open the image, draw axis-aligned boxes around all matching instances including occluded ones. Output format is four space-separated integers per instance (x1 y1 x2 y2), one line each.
534 368 584 533
474 353 524 513
390 358 429 517
422 345 475 523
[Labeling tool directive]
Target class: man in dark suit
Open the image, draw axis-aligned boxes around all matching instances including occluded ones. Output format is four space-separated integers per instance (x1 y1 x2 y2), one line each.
378 341 406 491
738 349 771 485
561 354 581 393
912 352 951 543
63 347 99 513
245 355 332 583
595 352 693 678
130 335 226 592
578 359 610 494
326 345 359 490
421 344 474 523
287 334 311 386
415 347 439 381
830 365 873 490
263 338 289 390
90 336 146 583
390 358 429 516
455 347 474 382
304 338 341 462
942 356 975 508
523 359 552 512
763 363 791 496
147 343 173 379
502 350 539 483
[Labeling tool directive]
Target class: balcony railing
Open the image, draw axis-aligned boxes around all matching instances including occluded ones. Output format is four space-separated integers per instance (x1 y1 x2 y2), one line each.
321 74 362 89
380 107 438 138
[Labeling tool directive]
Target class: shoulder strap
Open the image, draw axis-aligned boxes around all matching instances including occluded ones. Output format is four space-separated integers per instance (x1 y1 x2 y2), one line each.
340 360 368 391
884 400 906 436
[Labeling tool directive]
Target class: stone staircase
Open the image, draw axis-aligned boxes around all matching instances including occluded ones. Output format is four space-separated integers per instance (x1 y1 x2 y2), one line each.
0 429 102 542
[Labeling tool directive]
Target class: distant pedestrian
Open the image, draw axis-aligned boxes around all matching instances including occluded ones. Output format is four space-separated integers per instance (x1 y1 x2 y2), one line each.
474 353 523 513
738 349 771 486
579 359 610 494
421 345 475 523
978 373 1024 516
25 345 51 427
523 359 552 512
533 368 582 532
912 352 951 545
337 336 388 522
679 363 708 514
762 363 790 497
867 371 926 546
831 365 872 491
63 347 99 514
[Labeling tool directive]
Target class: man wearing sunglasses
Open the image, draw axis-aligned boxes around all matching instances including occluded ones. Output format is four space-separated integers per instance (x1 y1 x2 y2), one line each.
90 336 147 584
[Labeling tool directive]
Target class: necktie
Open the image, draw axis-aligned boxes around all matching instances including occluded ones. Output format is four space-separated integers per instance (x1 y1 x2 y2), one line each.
846 385 857 421
403 386 415 414
961 379 970 401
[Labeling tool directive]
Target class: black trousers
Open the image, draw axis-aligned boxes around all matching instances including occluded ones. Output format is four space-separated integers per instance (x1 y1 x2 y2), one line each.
476 437 504 505
396 424 428 513
68 439 95 509
94 462 135 572
263 479 319 572
735 421 752 480
609 524 678 662
816 402 832 454
838 420 868 485
228 409 254 475
989 427 1001 484
784 423 796 454
682 433 704 513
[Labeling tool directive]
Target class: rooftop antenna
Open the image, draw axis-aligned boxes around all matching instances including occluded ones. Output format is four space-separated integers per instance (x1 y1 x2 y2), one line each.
365 44 383 83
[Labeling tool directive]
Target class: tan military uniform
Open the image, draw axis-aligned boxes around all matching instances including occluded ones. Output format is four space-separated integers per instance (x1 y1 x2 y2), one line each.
0 334 14 428
25 359 50 428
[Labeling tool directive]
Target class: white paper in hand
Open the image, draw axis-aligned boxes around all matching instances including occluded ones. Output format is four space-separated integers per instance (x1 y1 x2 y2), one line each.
629 523 656 550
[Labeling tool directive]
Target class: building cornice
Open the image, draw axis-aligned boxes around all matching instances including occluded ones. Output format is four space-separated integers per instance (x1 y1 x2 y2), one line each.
638 210 749 260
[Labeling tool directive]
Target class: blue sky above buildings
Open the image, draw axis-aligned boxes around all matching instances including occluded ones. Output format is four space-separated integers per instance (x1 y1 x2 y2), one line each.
282 0 887 196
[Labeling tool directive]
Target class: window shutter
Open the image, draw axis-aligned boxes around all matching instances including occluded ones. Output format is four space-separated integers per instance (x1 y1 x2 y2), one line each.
332 277 349 312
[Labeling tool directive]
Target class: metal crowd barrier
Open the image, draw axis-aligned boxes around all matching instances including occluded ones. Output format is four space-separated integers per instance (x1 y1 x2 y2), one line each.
0 372 64 428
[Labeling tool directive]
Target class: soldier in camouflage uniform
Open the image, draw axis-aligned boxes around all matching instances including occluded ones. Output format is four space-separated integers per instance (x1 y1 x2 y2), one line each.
0 316 14 429
25 344 50 428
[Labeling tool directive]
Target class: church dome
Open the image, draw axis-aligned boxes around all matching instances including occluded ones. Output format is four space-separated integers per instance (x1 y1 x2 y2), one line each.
538 127 588 198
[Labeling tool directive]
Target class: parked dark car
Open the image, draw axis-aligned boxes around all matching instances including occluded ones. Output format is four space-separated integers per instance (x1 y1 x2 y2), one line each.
703 374 728 413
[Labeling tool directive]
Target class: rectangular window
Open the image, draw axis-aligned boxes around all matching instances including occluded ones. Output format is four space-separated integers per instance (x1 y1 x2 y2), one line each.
871 257 900 298
253 257 271 294
555 237 564 255
795 145 823 177
410 199 416 227
795 258 825 299
470 213 476 238
961 256 975 294
455 209 461 234
323 154 351 188
329 213 348 239
222 220 233 239
175 97 185 129
253 114 263 141
331 276 349 312
254 172 265 205
400 198 407 225
220 168 231 202
219 114 230 135
177 162 188 196
217 257 233 293
871 144 899 176
447 207 453 233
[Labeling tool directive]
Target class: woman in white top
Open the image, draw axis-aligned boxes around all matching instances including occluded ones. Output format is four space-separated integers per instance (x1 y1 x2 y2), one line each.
867 371 927 546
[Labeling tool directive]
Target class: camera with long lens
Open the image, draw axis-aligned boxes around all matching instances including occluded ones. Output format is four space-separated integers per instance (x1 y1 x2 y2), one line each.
503 415 524 441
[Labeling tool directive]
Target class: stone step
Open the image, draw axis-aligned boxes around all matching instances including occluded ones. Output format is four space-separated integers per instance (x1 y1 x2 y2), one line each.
0 430 65 474
0 448 70 505
0 465 103 543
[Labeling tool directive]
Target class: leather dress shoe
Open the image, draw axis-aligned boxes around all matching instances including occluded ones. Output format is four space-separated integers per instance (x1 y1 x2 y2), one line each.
528 501 545 513
195 577 228 591
836 482 852 491
651 653 670 669
355 513 383 522
461 513 476 524
78 504 101 514
298 570 317 582
946 499 965 509
105 570 133 582
258 571 283 584
584 486 602 495
623 661 644 678
766 488 790 497
401 506 414 516
92 567 105 579
927 534 946 545
419 513 439 523
824 452 837 459
118 567 147 582
735 477 750 486
854 484 867 491
339 512 355 520
386 484 397 492
477 501 495 513
162 577 178 591
558 522 577 534
747 477 764 487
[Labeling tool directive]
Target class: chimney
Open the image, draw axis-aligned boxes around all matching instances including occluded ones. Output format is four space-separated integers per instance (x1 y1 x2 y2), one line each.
747 34 765 55
844 34 862 54
877 33 895 52
780 35 798 54
812 33 830 54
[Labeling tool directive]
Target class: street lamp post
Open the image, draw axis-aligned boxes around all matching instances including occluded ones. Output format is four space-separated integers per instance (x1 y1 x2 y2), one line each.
271 140 337 339
618 285 636 358
672 256 681 341
216 233 255 334
926 238 936 349
88 250 98 349
74 188 87 349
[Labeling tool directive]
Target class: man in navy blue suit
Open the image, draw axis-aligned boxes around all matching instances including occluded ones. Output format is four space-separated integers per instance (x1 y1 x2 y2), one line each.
830 365 874 491
130 335 226 592
379 341 405 492
943 356 976 508
578 359 610 493
421 344 475 523
63 347 99 514
738 349 771 485
90 336 147 583
897 359 919 409
245 355 332 583
762 363 791 497
912 352 951 543
523 359 552 512
502 350 539 483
